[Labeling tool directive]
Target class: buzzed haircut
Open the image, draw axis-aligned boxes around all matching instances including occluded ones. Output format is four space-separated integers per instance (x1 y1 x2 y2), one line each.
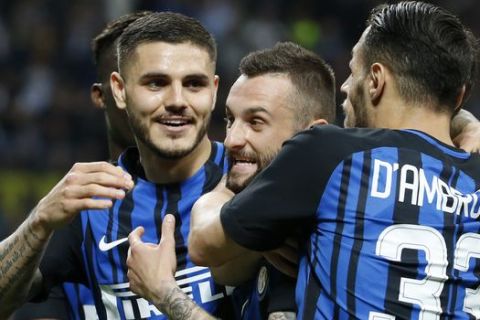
117 12 217 76
239 41 336 128
363 1 479 112
91 11 152 80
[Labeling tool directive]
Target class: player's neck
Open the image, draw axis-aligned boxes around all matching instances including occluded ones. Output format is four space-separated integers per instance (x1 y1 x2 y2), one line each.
108 139 129 162
138 137 212 184
375 103 454 147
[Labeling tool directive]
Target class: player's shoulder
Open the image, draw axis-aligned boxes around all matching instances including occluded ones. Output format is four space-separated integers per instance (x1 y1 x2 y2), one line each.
308 124 400 140
289 124 396 153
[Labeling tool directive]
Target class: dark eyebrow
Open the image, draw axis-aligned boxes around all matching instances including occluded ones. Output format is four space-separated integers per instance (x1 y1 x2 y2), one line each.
138 73 210 82
183 74 210 82
225 105 271 117
139 73 170 82
243 106 270 116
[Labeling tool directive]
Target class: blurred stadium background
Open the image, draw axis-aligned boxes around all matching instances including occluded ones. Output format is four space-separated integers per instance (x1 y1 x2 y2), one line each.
0 0 479 236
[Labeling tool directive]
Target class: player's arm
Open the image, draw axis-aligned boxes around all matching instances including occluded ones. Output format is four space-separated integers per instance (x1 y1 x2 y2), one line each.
0 162 133 317
188 186 254 268
451 108 480 152
209 250 261 286
188 180 263 284
0 220 49 318
127 215 216 320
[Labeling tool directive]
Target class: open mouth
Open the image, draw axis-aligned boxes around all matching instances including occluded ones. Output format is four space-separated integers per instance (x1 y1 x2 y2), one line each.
231 156 257 167
233 158 256 165
156 117 193 128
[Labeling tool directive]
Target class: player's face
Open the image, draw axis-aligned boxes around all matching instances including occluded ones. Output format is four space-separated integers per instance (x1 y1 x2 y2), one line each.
118 42 218 159
341 29 370 128
224 74 298 193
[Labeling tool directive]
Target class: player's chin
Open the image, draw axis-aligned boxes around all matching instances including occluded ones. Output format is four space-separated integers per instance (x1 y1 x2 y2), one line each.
152 137 197 156
226 175 251 194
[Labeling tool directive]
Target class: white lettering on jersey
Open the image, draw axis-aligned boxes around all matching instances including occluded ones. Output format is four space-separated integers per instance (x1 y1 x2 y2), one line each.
370 159 480 218
99 266 232 319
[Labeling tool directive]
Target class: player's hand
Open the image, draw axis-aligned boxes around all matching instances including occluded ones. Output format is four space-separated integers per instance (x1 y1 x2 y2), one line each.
34 162 133 232
453 122 480 153
263 237 299 278
127 214 177 304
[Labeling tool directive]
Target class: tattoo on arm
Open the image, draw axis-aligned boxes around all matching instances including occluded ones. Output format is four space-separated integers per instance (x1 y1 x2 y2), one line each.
157 286 216 320
0 218 50 313
268 311 297 320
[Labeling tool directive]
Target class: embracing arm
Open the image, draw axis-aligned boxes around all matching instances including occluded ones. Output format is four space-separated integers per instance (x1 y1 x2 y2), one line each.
188 186 253 268
451 109 480 152
210 250 261 286
0 162 132 317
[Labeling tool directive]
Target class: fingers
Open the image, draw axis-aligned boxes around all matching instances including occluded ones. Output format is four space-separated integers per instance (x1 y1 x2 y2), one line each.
64 198 114 212
126 269 142 295
71 162 128 176
160 214 176 245
66 163 134 191
129 227 145 248
58 162 134 209
62 184 127 201
126 227 145 279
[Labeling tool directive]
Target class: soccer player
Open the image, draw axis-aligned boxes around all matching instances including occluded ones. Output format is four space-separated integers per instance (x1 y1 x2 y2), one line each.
11 11 151 320
189 2 480 319
0 12 230 320
128 41 337 320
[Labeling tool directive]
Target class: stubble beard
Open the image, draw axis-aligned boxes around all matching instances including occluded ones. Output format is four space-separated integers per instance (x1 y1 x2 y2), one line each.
350 82 370 128
226 147 279 194
128 110 211 160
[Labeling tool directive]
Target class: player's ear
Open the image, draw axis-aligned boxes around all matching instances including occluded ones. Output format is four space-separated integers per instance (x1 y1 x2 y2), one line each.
308 118 328 129
368 63 385 106
110 72 127 110
211 75 220 111
454 84 467 112
91 83 105 110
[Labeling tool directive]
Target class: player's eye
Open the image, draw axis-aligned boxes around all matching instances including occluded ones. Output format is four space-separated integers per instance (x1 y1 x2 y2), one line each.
145 78 168 90
224 115 234 128
249 117 265 129
184 76 208 91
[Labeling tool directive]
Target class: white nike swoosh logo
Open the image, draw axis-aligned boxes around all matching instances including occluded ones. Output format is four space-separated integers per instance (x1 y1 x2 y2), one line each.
99 236 129 252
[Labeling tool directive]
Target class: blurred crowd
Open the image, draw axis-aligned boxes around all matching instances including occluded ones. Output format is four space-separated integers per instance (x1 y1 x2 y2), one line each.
0 0 479 232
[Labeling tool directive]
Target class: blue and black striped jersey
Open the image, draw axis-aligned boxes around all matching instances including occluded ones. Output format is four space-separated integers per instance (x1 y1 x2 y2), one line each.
40 141 230 320
232 260 297 320
63 282 96 320
221 125 480 319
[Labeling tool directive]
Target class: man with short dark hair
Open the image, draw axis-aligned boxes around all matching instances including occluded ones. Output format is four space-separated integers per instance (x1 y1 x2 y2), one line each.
189 2 480 319
128 41 337 320
0 12 229 320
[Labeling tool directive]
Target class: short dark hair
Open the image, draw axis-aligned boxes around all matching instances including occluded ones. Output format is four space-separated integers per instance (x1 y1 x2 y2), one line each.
117 12 217 75
239 42 336 127
91 11 152 73
363 1 479 112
